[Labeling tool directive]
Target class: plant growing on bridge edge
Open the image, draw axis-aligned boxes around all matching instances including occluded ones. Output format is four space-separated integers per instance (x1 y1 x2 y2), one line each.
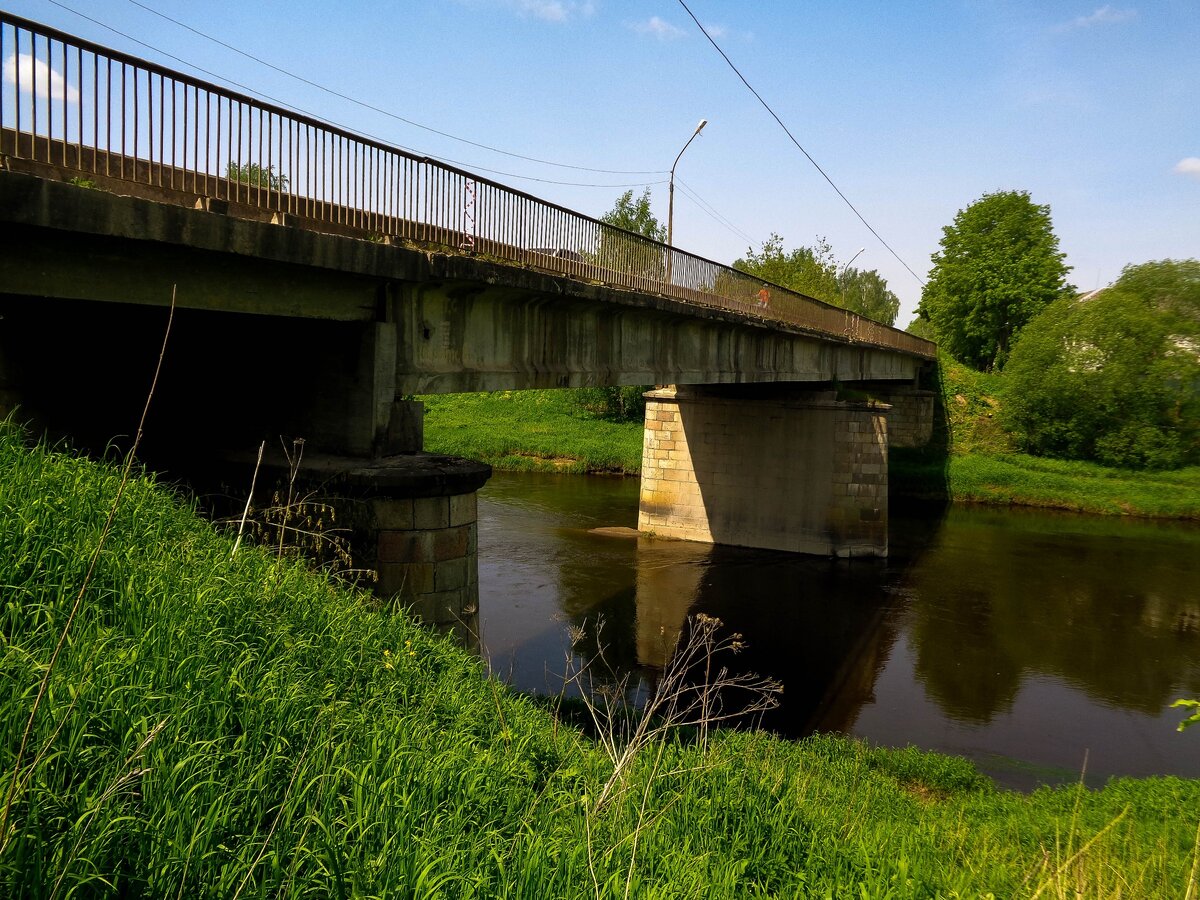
226 161 289 192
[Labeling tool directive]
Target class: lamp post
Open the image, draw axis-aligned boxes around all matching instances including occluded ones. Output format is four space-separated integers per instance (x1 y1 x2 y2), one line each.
840 247 865 312
840 247 866 278
666 118 707 282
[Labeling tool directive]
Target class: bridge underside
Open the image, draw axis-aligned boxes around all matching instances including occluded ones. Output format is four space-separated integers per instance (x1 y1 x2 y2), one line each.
0 172 934 599
0 172 928 456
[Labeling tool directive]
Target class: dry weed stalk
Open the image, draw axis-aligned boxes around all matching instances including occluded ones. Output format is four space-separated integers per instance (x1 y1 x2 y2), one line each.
569 612 782 813
222 435 369 583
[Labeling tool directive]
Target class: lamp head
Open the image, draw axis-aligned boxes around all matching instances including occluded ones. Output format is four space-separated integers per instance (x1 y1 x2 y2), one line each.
695 118 709 135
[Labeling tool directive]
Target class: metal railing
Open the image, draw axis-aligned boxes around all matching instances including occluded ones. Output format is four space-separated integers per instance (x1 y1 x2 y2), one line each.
0 11 935 359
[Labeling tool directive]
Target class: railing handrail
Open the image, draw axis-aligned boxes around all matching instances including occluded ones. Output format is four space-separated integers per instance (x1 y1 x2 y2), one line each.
0 10 936 360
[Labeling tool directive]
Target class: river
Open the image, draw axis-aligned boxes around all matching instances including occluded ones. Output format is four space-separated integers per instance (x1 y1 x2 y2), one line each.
475 471 1200 791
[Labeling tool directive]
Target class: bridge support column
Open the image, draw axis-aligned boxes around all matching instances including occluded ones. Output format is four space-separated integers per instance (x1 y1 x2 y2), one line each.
863 384 936 449
235 450 491 650
638 386 888 557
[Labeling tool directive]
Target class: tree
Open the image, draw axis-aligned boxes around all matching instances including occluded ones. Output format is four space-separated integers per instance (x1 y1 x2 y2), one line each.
600 188 665 240
917 190 1071 371
734 234 900 325
836 267 901 327
594 188 665 280
735 234 838 301
577 189 667 420
1001 259 1200 469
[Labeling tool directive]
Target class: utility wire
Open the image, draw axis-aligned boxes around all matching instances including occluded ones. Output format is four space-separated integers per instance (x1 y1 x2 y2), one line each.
41 0 665 189
674 177 757 246
124 0 666 177
676 0 925 286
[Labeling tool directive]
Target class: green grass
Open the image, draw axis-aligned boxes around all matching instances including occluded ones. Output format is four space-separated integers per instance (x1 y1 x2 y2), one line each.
3 421 1200 896
422 390 643 475
946 452 1200 518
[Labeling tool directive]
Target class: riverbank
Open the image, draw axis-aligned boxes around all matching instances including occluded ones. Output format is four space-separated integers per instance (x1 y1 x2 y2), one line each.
423 390 1200 519
4 423 1199 895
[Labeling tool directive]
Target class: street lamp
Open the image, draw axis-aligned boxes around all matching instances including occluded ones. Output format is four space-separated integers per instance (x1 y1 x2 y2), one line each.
840 247 866 278
666 118 708 280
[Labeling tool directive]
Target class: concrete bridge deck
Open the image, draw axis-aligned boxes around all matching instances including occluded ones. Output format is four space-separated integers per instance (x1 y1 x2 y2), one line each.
0 12 938 639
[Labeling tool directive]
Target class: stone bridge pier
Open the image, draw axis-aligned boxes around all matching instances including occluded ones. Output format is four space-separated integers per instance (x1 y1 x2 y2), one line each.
638 384 901 558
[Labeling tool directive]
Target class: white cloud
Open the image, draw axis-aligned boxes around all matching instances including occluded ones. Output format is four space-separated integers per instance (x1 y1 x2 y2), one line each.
631 16 684 39
1174 157 1200 179
705 23 728 38
1055 5 1137 32
453 0 595 23
2 53 79 103
514 0 594 22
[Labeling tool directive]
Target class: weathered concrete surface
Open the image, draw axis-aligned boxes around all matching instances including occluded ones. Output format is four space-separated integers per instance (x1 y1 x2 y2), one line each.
0 171 929 408
638 385 889 557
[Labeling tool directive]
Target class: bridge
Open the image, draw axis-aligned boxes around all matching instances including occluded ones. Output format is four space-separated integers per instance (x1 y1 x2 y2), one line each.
0 13 936 636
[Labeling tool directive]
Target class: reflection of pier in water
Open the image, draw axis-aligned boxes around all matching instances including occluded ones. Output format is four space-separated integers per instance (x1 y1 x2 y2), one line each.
630 536 910 736
478 473 1200 784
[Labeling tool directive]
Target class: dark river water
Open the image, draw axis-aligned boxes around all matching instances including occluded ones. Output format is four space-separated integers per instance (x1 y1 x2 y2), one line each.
475 471 1200 791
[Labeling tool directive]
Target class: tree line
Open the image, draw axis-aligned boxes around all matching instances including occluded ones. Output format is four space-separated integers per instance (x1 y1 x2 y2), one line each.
600 188 1198 470
914 189 1197 471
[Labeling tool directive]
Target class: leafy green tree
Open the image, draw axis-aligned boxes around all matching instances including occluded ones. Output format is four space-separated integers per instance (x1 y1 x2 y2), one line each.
734 234 900 325
917 190 1071 371
1001 259 1200 469
594 188 665 280
600 188 665 240
836 267 901 326
576 189 665 420
735 234 838 304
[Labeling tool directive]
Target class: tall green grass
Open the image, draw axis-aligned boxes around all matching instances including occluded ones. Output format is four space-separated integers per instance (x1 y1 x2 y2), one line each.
3 421 1199 896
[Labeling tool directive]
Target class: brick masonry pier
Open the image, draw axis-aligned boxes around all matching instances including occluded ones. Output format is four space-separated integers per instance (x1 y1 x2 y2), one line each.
236 449 491 649
638 385 890 557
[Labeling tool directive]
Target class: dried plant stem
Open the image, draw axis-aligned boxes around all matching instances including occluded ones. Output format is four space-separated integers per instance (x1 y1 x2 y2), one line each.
232 439 266 558
231 730 313 900
1184 818 1200 900
1 285 176 848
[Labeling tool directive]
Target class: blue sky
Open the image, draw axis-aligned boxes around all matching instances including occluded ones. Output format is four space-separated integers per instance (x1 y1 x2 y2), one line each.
4 0 1198 325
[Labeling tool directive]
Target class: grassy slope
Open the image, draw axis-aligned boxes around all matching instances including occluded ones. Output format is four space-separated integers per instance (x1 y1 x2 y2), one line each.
2 423 1199 897
928 355 1200 517
423 390 644 475
422 374 1200 519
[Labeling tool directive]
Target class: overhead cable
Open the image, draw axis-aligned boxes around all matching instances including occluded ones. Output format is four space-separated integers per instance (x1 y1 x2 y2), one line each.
41 0 665 189
675 0 925 286
124 0 666 176
674 177 757 246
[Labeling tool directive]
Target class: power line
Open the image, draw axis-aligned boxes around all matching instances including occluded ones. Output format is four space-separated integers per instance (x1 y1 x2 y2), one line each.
124 0 667 177
40 0 665 189
674 177 757 246
675 0 925 287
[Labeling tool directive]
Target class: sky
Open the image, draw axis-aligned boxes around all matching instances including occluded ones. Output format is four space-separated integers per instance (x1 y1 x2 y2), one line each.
3 0 1198 326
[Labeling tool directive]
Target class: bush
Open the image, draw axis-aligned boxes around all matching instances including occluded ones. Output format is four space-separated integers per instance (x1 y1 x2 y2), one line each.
1001 260 1200 469
572 385 648 422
